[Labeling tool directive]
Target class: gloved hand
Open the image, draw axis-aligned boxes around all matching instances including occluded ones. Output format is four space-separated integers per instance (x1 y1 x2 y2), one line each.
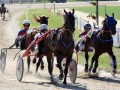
15 39 19 48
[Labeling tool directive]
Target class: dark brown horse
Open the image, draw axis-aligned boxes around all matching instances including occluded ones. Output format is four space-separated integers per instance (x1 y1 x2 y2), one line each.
36 9 75 84
0 3 8 20
34 15 49 25
16 16 49 72
33 15 49 72
84 14 117 76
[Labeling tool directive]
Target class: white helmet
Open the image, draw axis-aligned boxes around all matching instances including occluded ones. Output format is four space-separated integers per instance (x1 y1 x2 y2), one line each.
39 24 48 31
23 20 30 25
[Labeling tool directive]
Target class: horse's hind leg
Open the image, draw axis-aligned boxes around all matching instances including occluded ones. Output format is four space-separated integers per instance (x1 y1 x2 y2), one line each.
1 13 2 17
40 58 44 70
36 58 40 73
2 13 5 20
108 50 117 76
27 56 31 72
36 56 44 72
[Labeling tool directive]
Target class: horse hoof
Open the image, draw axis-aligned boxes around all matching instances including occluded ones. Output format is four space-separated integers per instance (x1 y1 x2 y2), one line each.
41 66 44 70
84 68 88 72
92 72 99 77
56 64 59 68
32 58 36 64
111 69 116 76
63 81 67 84
59 74 64 80
92 69 96 73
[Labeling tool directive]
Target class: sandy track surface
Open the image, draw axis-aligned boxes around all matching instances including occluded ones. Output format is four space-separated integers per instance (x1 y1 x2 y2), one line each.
0 3 120 90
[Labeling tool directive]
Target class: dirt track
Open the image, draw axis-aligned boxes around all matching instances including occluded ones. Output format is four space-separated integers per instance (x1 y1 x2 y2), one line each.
0 3 120 90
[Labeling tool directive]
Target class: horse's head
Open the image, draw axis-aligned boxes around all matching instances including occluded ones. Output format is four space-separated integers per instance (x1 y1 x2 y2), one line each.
63 9 75 33
103 13 117 35
34 15 49 25
1 3 4 8
39 16 49 25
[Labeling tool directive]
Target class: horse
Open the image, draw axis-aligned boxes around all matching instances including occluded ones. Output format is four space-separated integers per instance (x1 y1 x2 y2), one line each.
16 16 49 72
36 9 75 84
83 13 117 76
32 15 49 72
34 15 49 25
0 3 9 20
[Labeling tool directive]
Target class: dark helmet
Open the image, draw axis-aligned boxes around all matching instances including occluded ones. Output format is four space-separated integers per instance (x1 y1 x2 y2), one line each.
84 23 92 30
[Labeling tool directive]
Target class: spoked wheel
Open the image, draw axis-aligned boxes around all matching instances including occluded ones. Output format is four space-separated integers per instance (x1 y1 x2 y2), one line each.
0 49 7 73
69 59 77 83
16 56 24 81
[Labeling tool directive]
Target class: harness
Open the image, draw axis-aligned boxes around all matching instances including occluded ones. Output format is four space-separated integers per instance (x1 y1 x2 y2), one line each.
60 33 74 49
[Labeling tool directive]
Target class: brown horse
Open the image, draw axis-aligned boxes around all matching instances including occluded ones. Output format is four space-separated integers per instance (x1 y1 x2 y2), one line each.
0 3 8 20
36 9 75 84
16 16 49 72
0 7 6 20
84 14 117 76
34 15 49 25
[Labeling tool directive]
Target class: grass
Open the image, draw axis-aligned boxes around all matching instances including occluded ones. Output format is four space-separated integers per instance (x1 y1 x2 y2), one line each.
20 9 63 29
20 8 120 72
74 6 120 20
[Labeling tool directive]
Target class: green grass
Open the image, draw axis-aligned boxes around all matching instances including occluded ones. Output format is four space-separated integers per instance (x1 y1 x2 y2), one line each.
20 9 63 29
20 8 120 72
74 6 120 20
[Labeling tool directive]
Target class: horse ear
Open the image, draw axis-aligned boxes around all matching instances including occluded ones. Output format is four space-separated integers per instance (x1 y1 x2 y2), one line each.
106 14 109 18
47 17 49 19
64 9 68 15
39 16 42 19
72 9 75 15
112 13 114 18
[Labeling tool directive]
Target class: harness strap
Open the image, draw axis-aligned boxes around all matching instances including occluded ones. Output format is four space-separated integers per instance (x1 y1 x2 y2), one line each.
60 33 74 49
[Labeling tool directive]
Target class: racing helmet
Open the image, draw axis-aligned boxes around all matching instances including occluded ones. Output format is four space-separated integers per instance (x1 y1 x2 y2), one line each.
39 24 48 31
84 23 92 31
23 20 30 26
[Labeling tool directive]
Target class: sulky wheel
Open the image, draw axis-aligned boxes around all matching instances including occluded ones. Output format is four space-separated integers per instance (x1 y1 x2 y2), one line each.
0 49 7 73
16 56 24 81
69 59 77 83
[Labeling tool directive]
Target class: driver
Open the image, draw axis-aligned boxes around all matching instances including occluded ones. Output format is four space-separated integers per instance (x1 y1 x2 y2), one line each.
75 23 93 52
15 19 30 49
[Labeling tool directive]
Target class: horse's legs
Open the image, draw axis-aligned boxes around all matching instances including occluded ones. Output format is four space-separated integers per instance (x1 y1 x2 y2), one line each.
46 55 54 81
84 42 90 72
1 13 2 17
36 56 44 73
2 13 5 20
63 55 72 84
85 51 89 72
89 53 97 72
92 54 99 73
107 50 117 75
40 57 44 70
56 55 64 80
27 56 31 72
36 58 40 73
